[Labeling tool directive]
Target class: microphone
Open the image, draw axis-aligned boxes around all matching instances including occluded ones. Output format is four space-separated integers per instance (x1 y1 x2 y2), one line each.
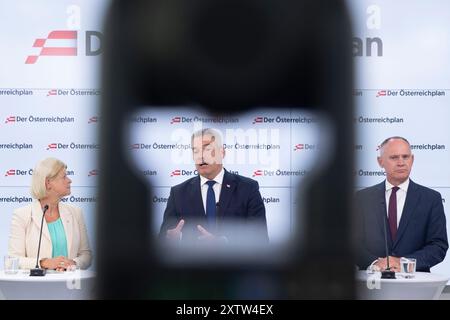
381 200 395 279
30 204 49 276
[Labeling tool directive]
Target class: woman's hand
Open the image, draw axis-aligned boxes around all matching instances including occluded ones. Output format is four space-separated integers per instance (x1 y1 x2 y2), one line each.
55 257 76 271
40 256 76 271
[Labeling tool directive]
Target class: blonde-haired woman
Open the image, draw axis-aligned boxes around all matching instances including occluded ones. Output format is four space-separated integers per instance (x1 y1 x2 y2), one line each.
8 157 92 270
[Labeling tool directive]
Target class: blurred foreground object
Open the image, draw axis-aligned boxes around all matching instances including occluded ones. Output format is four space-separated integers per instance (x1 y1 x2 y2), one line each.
98 0 354 299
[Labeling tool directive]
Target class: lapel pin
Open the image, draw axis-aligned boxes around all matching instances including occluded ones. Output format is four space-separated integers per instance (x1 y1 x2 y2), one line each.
227 184 230 188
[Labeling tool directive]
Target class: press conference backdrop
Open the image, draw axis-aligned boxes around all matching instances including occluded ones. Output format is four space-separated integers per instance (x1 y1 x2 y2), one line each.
125 107 329 247
1 0 449 278
0 0 109 270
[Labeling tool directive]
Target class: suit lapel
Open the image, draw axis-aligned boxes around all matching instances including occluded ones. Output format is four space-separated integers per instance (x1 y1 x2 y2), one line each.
31 200 51 243
189 176 205 216
394 180 420 248
375 181 393 247
59 204 73 255
218 170 236 218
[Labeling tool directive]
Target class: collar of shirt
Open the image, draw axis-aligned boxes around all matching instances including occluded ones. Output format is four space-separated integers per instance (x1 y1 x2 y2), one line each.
385 178 410 193
200 167 225 186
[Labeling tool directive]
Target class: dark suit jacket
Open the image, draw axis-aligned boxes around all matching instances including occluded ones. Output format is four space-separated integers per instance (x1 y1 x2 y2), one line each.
159 169 269 244
356 180 448 272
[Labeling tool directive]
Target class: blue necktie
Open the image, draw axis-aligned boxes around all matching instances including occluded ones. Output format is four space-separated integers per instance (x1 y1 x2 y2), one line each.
205 180 216 230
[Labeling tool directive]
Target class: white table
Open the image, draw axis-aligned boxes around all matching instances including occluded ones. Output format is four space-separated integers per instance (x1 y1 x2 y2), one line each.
356 271 449 300
0 269 96 300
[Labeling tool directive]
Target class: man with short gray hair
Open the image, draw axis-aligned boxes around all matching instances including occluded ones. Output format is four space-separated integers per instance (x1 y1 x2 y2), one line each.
356 136 448 272
159 128 269 245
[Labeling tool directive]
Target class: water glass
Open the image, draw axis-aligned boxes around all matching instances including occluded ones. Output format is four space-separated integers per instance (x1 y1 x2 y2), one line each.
400 257 416 278
4 255 19 274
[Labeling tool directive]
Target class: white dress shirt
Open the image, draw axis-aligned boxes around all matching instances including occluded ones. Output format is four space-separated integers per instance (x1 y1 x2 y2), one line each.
385 178 410 227
199 168 224 215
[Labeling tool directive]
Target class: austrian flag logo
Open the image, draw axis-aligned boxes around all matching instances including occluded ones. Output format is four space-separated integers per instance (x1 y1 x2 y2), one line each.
4 169 15 177
170 117 181 124
88 169 99 177
88 116 99 124
25 31 77 64
47 143 57 150
171 170 181 177
252 117 263 124
4 116 15 124
252 170 263 177
376 90 386 97
294 144 305 151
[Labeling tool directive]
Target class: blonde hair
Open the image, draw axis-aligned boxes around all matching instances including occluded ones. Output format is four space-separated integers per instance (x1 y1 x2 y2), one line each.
30 158 67 200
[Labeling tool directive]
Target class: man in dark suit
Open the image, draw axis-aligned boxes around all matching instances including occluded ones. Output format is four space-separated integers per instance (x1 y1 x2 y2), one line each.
159 128 268 246
356 136 448 272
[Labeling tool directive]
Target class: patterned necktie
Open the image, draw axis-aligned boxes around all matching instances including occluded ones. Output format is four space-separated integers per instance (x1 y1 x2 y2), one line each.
205 180 217 231
388 186 400 241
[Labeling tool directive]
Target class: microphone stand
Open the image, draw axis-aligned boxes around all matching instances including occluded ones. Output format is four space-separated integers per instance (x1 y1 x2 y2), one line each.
30 205 49 276
381 212 395 279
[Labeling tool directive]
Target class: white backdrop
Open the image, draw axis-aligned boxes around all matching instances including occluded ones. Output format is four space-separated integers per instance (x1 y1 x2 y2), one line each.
349 0 450 276
125 108 328 246
0 0 449 278
0 0 109 270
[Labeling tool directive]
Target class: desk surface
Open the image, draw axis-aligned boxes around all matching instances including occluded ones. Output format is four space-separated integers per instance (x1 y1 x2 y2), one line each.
0 269 96 300
0 270 95 282
356 271 449 299
356 271 449 283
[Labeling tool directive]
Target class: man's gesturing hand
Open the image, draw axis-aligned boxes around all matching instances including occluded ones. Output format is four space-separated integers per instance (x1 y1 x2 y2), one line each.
166 219 185 240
